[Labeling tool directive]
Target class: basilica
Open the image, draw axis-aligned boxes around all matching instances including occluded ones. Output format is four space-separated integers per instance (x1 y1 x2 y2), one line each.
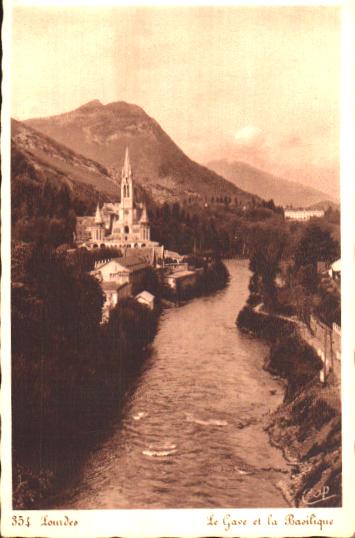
76 148 158 249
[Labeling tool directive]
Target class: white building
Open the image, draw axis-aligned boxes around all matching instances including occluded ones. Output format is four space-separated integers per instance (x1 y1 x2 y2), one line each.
284 208 325 221
329 258 341 280
92 255 150 287
165 269 198 291
135 290 155 310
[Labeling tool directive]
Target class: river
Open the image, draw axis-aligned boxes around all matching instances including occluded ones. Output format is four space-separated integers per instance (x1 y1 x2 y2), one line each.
60 259 289 508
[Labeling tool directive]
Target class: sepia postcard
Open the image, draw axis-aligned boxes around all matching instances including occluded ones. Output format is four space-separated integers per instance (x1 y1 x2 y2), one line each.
1 0 354 536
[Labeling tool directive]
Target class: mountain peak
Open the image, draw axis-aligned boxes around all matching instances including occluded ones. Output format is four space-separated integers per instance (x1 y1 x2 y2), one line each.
23 101 256 204
75 99 104 112
105 101 148 117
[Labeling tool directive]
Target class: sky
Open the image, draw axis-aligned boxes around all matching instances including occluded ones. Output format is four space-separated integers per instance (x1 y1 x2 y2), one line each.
11 4 340 197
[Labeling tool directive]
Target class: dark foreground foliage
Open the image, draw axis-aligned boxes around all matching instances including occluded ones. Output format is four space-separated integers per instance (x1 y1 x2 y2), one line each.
12 244 159 508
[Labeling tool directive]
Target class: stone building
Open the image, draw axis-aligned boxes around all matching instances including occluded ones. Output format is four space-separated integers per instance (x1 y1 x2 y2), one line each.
76 148 159 249
91 255 150 289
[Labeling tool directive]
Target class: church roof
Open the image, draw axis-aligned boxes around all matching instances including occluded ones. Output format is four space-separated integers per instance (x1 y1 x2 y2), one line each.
117 255 149 272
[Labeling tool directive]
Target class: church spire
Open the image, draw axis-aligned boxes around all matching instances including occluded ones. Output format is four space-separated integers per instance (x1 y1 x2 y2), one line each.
94 203 103 225
121 147 134 208
122 147 132 179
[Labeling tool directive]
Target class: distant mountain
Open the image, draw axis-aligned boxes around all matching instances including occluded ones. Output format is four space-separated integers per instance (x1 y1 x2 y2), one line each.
207 159 335 208
24 100 256 204
307 200 340 211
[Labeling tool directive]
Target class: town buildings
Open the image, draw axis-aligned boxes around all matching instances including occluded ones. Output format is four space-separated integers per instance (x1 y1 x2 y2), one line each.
76 147 209 318
91 254 152 321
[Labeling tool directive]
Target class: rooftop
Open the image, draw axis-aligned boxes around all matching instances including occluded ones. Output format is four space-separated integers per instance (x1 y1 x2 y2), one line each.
331 259 341 272
136 290 155 301
117 255 149 271
95 255 149 273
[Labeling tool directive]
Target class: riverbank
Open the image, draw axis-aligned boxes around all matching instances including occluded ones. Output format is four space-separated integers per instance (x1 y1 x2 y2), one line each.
266 378 341 507
237 305 341 507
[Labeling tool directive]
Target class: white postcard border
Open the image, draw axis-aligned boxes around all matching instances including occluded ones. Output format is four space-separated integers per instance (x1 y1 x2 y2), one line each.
1 1 354 537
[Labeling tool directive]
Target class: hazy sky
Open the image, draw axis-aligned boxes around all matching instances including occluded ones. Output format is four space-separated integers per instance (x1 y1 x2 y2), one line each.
11 5 340 196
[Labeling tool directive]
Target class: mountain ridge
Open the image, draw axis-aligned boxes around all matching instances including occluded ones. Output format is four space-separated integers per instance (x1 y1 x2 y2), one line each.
207 159 336 208
24 100 258 205
12 118 119 199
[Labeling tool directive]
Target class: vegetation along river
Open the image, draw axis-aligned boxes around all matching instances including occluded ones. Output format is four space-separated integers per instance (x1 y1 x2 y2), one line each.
61 259 289 508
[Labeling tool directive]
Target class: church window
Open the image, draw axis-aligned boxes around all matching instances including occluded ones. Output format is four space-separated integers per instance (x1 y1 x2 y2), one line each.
124 225 129 234
127 185 130 197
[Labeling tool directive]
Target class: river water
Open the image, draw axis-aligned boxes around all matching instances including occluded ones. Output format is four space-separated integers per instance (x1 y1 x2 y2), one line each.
60 259 289 508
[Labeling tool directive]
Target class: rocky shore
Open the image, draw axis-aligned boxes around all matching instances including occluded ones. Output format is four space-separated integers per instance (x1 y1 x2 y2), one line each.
266 377 341 507
237 305 342 507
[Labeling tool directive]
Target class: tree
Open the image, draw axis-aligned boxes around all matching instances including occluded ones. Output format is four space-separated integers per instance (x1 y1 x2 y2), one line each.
296 263 318 294
162 202 171 221
295 223 339 269
247 223 288 310
172 202 180 220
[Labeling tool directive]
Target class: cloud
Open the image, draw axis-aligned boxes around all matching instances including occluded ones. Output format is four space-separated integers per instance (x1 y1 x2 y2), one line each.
228 126 271 168
233 126 265 148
